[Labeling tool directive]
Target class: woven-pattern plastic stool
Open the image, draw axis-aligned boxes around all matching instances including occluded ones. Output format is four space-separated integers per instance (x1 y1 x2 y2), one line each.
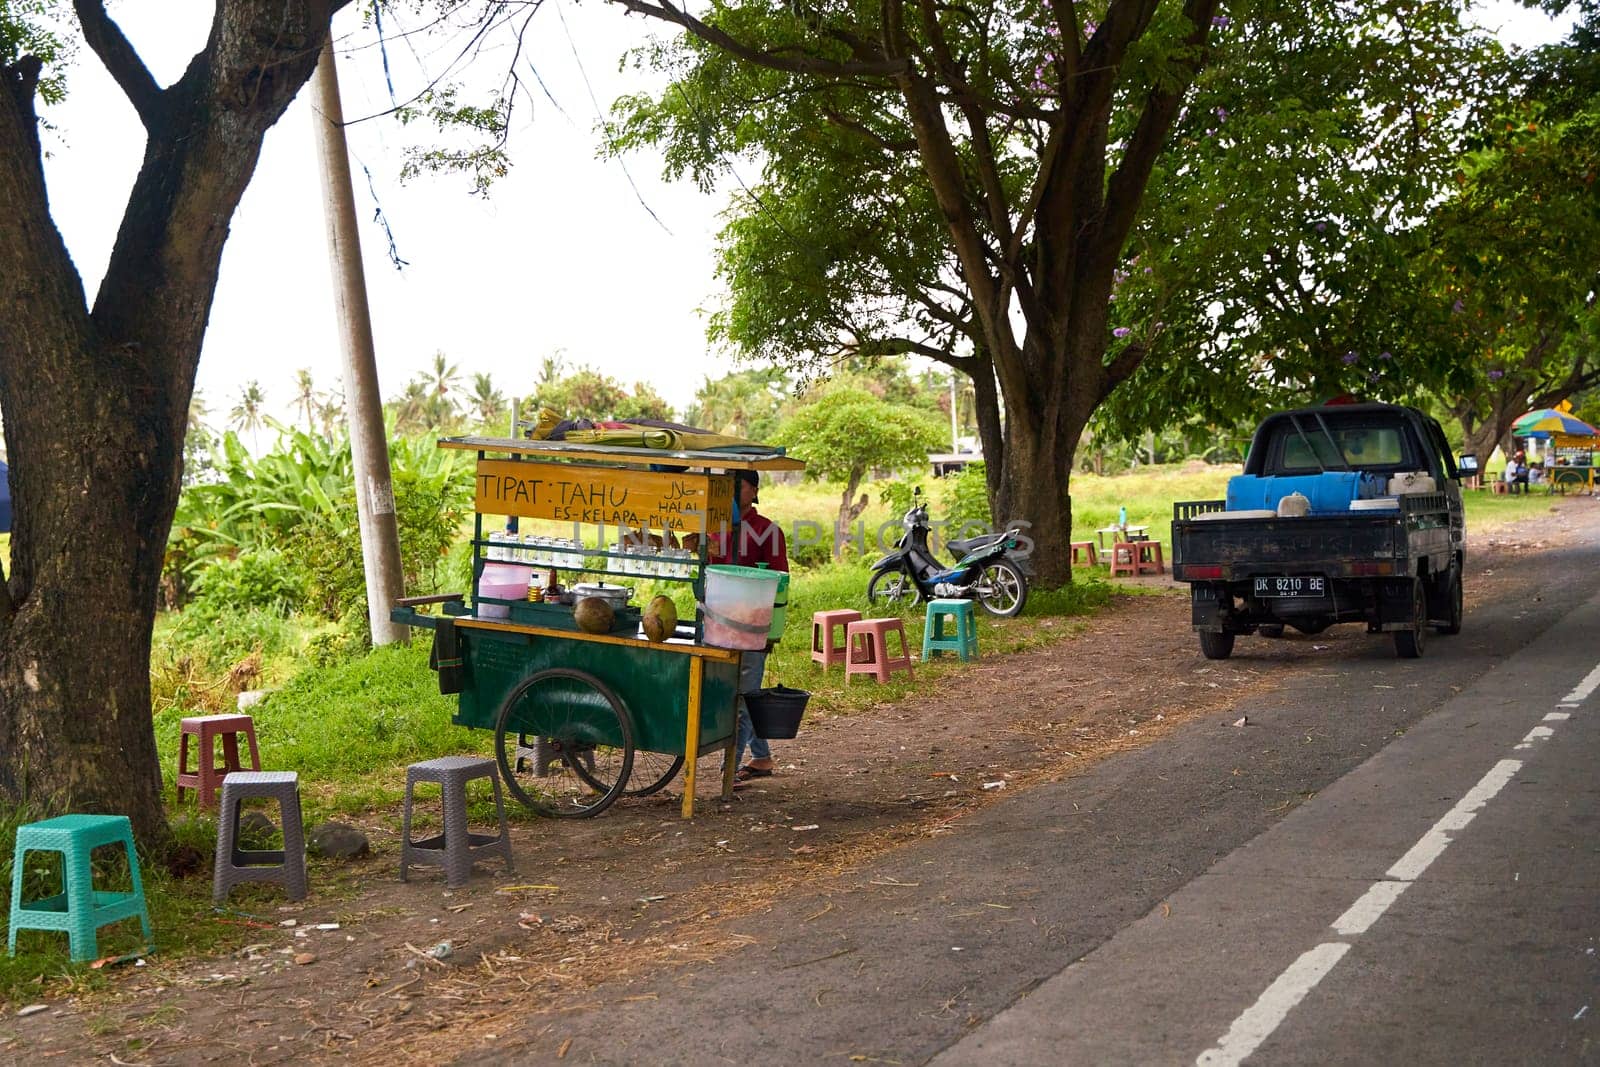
177 713 262 807
810 609 862 669
401 756 514 889
8 814 152 962
922 598 979 661
844 618 915 684
213 771 307 904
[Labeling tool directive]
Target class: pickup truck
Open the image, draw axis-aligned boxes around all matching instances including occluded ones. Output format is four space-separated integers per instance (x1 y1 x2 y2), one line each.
1171 403 1465 660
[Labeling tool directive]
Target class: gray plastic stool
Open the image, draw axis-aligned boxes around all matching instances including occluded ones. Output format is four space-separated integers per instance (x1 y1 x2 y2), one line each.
400 756 514 888
213 771 308 903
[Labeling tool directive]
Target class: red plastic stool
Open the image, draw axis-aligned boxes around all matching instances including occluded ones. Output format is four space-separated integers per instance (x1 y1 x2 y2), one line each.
1135 540 1165 575
1110 542 1140 578
1069 541 1098 566
811 609 863 670
177 714 263 808
844 618 915 684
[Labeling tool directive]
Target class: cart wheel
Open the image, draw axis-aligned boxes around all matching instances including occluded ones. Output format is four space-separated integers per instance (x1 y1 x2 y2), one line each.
495 668 634 818
612 751 685 797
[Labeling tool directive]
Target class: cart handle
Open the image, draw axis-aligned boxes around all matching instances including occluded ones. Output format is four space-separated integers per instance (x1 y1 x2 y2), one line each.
394 593 466 608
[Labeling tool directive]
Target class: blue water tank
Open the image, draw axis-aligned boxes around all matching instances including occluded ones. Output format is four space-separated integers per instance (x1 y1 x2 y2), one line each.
1226 472 1383 514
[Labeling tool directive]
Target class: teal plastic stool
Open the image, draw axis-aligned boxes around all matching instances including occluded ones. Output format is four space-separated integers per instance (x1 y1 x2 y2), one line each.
922 598 979 661
8 814 152 962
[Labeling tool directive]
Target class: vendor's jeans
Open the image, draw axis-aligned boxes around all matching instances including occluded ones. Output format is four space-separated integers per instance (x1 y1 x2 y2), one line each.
735 651 770 770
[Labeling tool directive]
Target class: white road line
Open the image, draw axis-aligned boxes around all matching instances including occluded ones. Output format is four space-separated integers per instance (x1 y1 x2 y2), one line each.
1562 662 1600 703
1544 712 1571 722
1196 943 1351 1067
1387 759 1521 880
1332 880 1409 936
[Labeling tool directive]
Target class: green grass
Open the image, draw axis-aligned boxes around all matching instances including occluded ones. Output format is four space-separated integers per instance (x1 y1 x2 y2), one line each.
1460 487 1572 532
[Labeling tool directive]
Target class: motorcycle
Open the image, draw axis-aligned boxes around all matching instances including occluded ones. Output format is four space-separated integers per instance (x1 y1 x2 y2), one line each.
866 488 1030 616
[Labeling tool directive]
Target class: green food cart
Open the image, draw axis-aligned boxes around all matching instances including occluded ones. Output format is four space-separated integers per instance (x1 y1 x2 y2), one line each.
391 435 802 819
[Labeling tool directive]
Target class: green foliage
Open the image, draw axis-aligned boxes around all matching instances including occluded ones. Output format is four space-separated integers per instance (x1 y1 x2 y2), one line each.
189 549 303 615
943 462 993 529
531 366 675 423
168 606 299 673
167 426 470 620
775 384 945 486
0 0 71 105
684 367 792 440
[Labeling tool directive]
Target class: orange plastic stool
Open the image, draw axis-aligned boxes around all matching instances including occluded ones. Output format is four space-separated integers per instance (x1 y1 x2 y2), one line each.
1135 540 1165 575
177 714 263 808
811 609 863 669
1069 541 1098 566
844 618 915 684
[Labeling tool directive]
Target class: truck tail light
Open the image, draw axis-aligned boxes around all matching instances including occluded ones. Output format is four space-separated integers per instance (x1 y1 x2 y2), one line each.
1348 561 1394 576
1184 565 1224 579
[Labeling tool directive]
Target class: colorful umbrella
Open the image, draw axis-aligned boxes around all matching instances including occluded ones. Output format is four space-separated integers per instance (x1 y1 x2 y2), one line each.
1511 408 1600 439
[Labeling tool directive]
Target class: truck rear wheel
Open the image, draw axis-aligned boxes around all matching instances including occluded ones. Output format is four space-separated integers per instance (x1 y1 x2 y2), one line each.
1199 631 1235 660
1433 566 1463 635
1394 580 1426 659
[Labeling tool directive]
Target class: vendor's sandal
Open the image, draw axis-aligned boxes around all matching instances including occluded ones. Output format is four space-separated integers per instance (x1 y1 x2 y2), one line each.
734 765 775 785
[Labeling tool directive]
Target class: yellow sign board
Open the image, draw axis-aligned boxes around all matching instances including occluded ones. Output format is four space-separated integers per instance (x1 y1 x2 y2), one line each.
474 459 733 533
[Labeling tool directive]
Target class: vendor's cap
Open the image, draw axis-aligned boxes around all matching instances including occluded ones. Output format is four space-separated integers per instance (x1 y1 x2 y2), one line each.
735 468 760 500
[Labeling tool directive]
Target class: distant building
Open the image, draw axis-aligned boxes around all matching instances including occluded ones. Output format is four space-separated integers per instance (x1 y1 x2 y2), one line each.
929 450 983 478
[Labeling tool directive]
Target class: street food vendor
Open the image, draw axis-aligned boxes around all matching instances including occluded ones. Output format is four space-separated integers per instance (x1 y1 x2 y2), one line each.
686 469 788 783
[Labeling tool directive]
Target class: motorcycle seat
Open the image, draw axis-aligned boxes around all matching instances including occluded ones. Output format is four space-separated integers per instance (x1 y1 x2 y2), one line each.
948 534 1002 556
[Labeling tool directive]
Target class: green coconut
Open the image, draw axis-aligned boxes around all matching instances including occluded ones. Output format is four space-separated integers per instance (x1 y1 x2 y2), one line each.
573 596 615 635
642 595 679 643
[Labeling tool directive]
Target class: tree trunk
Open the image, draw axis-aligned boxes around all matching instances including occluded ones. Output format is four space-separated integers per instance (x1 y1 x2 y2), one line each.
832 467 869 562
0 1 343 852
967 356 1006 517
996 397 1081 588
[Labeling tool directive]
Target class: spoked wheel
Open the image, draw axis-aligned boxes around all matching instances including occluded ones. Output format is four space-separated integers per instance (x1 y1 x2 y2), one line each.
867 570 922 610
495 668 634 818
1394 579 1427 659
976 559 1028 617
613 750 685 797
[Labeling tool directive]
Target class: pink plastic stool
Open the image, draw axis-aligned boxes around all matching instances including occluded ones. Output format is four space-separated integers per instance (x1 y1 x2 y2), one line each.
844 618 915 684
811 609 863 670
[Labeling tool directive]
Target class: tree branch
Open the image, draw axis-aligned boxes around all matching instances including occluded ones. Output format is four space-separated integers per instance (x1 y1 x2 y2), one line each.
610 0 910 77
74 0 165 128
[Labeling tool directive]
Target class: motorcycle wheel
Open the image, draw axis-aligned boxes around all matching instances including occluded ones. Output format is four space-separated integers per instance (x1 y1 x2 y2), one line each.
976 559 1028 617
867 570 922 609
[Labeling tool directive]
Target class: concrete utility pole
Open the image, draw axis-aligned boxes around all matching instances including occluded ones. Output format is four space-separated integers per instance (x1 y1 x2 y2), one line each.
311 39 407 646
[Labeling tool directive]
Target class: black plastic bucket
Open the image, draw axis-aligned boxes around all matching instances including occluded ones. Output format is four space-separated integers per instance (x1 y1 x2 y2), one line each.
745 685 810 739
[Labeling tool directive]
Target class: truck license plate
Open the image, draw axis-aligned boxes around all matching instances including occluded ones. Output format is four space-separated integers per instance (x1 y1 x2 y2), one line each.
1254 576 1326 598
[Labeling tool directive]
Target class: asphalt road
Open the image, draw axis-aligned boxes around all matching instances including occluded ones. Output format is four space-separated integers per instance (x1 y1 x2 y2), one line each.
482 514 1600 1066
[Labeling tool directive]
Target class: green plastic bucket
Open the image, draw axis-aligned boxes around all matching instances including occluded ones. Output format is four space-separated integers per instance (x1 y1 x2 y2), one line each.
768 570 790 643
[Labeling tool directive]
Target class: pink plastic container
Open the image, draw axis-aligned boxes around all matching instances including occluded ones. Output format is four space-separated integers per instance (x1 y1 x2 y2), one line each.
476 562 533 619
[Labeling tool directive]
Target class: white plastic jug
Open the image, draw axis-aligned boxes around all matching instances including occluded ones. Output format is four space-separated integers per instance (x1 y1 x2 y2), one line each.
1276 491 1311 518
1387 471 1436 495
476 561 533 619
701 564 781 650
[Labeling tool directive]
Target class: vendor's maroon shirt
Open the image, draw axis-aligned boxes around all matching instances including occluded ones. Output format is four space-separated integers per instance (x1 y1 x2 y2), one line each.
709 508 788 571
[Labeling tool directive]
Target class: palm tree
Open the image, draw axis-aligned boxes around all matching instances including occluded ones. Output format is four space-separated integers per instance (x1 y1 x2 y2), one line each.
229 380 267 453
314 388 345 439
391 381 427 435
470 372 507 428
292 368 316 430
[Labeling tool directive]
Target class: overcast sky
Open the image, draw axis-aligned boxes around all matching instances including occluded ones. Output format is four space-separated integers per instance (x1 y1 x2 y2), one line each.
36 0 1574 437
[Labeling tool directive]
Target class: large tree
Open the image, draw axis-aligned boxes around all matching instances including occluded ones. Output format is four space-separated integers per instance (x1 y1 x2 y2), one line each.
0 0 349 849
609 0 1226 585
606 0 1517 583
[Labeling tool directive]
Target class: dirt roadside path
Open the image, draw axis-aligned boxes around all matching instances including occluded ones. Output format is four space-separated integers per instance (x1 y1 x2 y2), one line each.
5 499 1596 1065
